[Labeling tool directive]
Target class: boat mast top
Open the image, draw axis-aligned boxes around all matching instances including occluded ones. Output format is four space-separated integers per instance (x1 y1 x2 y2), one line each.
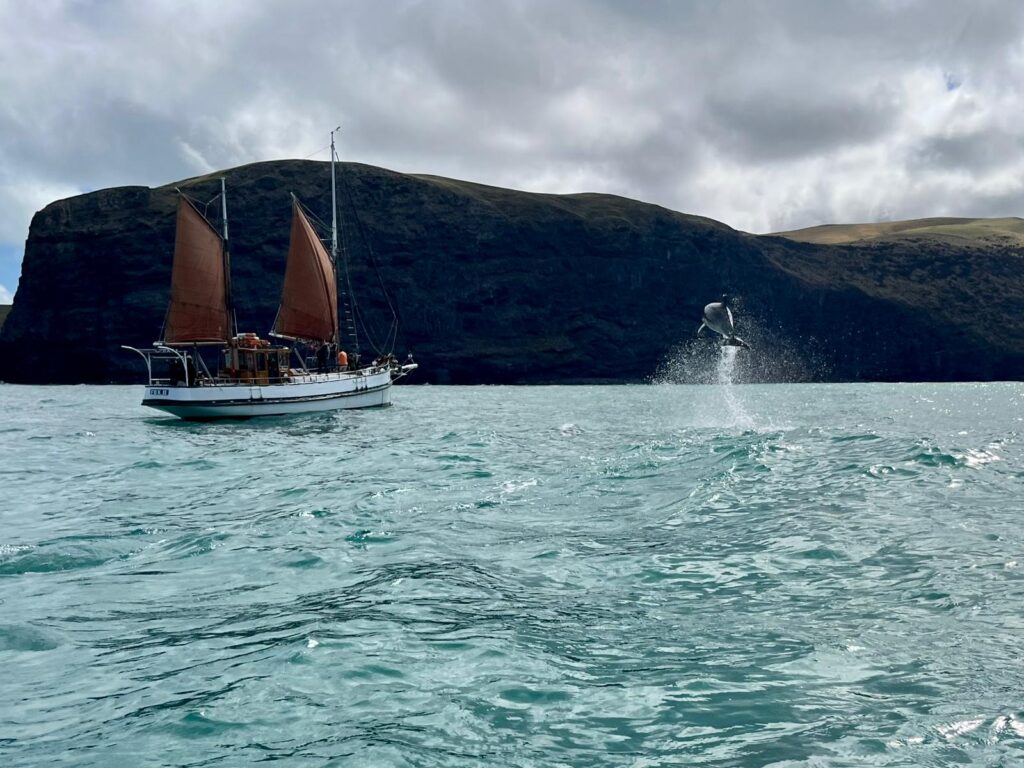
221 177 229 242
330 126 340 262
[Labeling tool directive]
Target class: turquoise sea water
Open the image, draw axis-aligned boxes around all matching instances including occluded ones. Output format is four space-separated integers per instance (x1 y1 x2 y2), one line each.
2 381 1024 766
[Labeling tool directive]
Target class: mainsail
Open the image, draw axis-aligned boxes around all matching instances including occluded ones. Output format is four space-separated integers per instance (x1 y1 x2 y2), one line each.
162 198 232 344
272 201 338 343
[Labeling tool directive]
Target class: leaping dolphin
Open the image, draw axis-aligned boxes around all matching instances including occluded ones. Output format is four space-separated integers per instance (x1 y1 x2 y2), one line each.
697 294 751 349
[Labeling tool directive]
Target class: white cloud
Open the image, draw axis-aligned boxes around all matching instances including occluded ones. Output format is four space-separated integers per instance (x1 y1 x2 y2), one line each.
0 284 13 304
0 0 1022 259
0 179 81 264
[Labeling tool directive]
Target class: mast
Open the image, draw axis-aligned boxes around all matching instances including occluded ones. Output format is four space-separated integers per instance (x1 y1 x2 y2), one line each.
221 177 229 242
330 126 342 346
221 177 237 338
324 126 359 352
330 126 339 262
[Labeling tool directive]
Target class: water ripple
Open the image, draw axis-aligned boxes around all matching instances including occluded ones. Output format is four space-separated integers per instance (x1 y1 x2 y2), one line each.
1 383 1023 765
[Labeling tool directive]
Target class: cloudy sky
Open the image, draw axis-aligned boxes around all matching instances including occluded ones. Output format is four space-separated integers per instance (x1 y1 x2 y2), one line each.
2 0 1023 302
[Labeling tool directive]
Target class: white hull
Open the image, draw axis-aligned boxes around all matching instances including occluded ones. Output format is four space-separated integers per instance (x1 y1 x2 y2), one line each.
142 368 394 419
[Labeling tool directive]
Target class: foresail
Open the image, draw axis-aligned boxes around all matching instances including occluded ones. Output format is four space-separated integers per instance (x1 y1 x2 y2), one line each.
272 202 338 343
163 198 231 344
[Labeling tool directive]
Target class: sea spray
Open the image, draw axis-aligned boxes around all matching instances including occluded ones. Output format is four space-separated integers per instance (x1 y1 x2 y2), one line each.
715 346 754 429
652 311 828 385
716 344 739 385
649 309 820 430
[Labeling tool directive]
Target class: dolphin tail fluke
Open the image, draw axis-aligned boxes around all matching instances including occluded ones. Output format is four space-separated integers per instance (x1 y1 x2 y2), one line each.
723 336 751 350
696 321 707 336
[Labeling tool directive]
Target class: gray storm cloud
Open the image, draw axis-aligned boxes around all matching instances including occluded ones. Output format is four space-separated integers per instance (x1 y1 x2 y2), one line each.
1 0 1022 288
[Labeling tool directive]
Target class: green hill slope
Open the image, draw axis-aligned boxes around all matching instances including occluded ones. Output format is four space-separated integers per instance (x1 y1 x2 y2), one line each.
775 217 1024 246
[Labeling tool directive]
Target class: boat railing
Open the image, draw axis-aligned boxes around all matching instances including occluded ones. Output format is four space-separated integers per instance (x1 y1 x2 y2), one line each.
124 346 390 388
122 346 193 386
205 366 388 386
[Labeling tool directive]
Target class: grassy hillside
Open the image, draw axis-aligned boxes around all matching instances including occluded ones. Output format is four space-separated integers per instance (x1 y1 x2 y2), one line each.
774 217 1024 246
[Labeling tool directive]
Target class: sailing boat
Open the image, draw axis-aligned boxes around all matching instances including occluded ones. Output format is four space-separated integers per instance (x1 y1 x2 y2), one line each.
124 130 416 419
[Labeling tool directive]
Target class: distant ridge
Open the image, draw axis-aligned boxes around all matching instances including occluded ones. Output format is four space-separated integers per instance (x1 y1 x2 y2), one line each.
774 216 1024 246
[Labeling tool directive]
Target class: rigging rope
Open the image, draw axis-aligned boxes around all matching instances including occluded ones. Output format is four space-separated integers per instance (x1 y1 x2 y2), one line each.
302 143 330 160
339 164 401 357
179 189 223 232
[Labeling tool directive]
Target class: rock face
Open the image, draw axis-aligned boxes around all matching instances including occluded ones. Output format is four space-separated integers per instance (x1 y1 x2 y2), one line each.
2 159 1023 384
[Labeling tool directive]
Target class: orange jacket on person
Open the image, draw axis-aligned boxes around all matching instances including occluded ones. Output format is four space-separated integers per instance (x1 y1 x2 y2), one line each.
337 350 348 368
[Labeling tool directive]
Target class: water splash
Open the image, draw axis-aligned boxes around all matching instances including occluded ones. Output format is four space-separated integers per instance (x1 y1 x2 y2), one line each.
649 343 757 430
717 345 739 385
715 346 754 430
649 308 820 430
652 311 827 385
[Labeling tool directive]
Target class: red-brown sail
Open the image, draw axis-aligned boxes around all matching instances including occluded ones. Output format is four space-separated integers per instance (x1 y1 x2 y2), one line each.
272 201 338 343
163 198 231 344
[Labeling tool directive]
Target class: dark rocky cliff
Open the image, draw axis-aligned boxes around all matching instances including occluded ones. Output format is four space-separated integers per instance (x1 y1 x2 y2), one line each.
2 159 1023 384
